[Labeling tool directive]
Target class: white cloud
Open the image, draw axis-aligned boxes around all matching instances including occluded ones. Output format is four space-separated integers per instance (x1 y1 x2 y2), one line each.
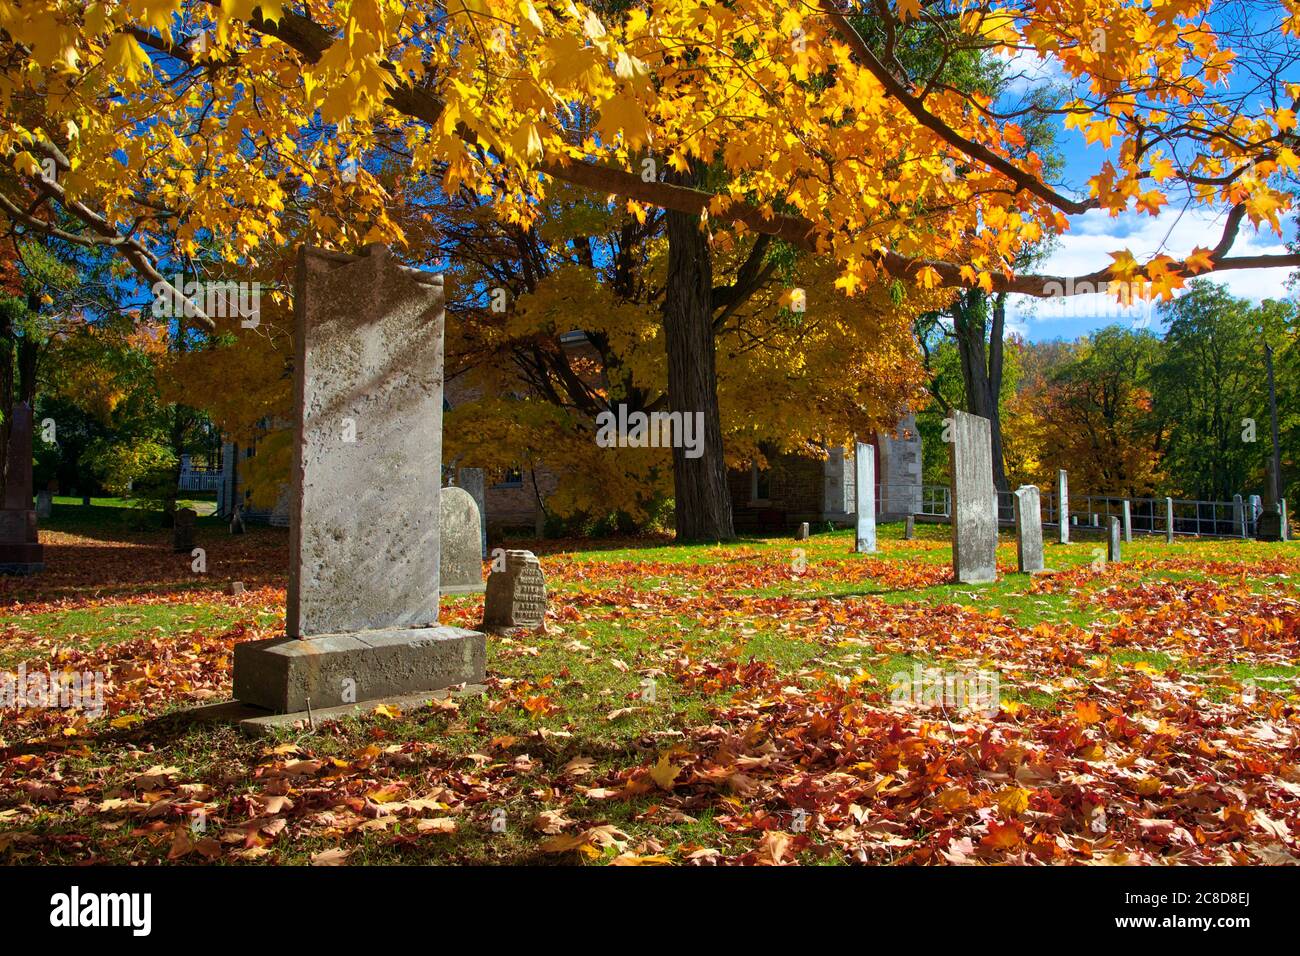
1007 205 1296 338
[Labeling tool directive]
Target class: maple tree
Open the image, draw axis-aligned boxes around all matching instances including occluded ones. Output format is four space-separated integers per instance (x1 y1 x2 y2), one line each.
5 0 1300 539
434 181 939 527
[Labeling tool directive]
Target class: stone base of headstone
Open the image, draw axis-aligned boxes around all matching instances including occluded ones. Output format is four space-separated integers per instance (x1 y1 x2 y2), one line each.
232 626 486 714
1257 510 1284 542
189 684 486 737
0 508 43 574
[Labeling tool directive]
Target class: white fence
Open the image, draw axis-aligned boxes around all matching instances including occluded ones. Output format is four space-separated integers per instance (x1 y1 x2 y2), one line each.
916 485 1262 539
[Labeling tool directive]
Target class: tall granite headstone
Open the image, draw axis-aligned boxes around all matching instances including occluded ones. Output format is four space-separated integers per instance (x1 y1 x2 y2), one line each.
950 411 997 584
854 440 876 553
483 549 546 631
232 245 485 714
1056 469 1069 544
1107 516 1122 563
0 403 44 574
1122 499 1132 543
1013 485 1044 574
1165 497 1175 544
440 485 486 595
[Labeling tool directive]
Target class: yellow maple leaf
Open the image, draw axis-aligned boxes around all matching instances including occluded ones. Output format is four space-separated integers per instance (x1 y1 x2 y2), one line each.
649 754 680 790
896 0 923 21
996 787 1032 816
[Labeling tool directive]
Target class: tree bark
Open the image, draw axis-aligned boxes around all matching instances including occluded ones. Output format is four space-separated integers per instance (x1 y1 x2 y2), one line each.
663 199 734 542
952 290 1010 495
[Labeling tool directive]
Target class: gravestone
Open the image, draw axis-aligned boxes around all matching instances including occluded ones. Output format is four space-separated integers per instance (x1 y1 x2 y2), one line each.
1258 460 1285 541
231 245 485 715
854 441 876 553
173 508 197 553
949 411 997 584
1233 494 1245 537
440 486 485 594
1107 516 1122 563
0 402 43 574
1165 497 1175 544
457 467 488 558
1283 499 1290 542
1122 499 1132 543
483 549 546 631
228 581 246 596
1013 485 1044 574
35 490 52 519
229 503 246 535
904 514 915 540
795 521 809 541
1056 469 1069 544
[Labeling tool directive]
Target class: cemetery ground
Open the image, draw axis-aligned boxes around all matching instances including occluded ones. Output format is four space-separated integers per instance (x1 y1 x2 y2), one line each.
1 507 1298 866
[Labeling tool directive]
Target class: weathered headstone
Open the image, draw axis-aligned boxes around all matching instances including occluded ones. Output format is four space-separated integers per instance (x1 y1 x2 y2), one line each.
1056 469 1069 544
457 467 488 558
483 549 546 631
173 507 197 553
0 403 43 574
854 441 877 553
1165 497 1175 544
1013 485 1044 574
229 503 246 535
1282 498 1290 542
1107 516 1122 563
949 411 997 584
228 581 246 596
440 486 486 594
1258 460 1285 541
904 514 915 540
231 245 485 715
1122 499 1132 543
35 490 52 519
1233 494 1245 537
795 521 809 541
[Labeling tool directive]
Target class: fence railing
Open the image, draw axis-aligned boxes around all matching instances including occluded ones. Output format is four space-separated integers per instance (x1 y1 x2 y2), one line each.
910 485 1262 539
178 469 223 492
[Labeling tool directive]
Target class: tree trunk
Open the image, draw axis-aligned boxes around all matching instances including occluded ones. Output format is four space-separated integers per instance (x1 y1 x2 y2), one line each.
663 200 734 542
953 290 1010 493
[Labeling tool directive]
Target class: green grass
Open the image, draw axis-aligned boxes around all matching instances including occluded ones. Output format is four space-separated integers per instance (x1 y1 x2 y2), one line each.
5 520 1300 865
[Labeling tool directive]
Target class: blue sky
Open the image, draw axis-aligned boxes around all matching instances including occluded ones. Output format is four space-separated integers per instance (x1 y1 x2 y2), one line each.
994 7 1300 342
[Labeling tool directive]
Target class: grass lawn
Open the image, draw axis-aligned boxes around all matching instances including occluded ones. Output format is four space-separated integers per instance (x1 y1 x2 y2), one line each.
1 510 1298 865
